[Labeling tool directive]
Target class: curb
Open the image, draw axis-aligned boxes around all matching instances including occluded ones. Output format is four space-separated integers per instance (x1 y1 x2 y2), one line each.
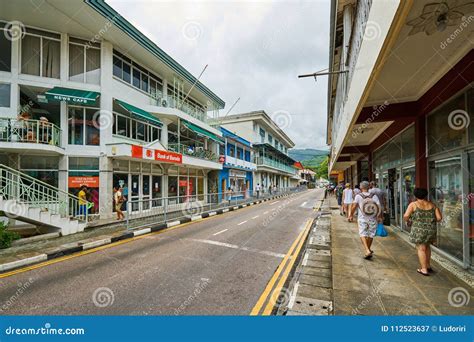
0 192 301 274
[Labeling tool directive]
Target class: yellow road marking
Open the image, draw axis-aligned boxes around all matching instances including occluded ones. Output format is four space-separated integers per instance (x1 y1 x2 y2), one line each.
250 218 312 315
261 219 312 315
0 194 305 279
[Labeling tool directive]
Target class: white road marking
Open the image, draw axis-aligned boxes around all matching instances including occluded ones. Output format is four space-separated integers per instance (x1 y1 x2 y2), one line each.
190 239 239 249
302 252 309 266
213 229 228 236
288 282 299 309
263 211 269 214
300 201 307 207
238 220 248 226
269 201 280 206
189 239 284 258
252 215 259 219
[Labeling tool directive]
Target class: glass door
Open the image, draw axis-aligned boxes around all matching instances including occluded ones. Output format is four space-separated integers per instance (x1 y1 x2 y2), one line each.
131 174 140 212
429 156 464 262
142 174 150 210
467 152 474 268
401 166 416 232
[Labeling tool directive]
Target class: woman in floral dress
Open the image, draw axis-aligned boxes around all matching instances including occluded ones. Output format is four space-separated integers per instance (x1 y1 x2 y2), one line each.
403 188 442 276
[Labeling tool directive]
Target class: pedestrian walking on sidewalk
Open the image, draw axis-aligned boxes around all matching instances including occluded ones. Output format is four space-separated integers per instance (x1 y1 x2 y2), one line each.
403 188 442 276
256 183 261 199
349 181 382 259
335 181 344 216
342 183 353 219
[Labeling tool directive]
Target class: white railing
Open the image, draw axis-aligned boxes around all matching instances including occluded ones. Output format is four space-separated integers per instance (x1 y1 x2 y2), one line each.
125 187 307 229
0 118 62 147
0 164 90 223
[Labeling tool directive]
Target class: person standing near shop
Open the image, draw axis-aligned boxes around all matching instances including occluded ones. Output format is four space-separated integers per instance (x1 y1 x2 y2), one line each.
256 183 261 199
78 185 88 217
114 186 125 221
122 183 129 211
349 181 382 259
370 181 387 212
342 183 354 219
403 188 442 276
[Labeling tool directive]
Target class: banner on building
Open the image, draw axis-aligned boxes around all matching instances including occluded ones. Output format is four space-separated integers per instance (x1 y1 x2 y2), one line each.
131 145 182 164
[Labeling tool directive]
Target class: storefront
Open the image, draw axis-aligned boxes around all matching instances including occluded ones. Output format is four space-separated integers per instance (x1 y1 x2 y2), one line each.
372 86 473 268
68 157 100 216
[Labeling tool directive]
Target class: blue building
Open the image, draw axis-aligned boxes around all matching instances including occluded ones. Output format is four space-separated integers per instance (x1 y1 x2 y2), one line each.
218 127 256 200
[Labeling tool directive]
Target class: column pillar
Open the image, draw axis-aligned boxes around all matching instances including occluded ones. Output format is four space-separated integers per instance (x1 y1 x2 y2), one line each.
160 123 168 148
99 156 113 219
415 116 427 188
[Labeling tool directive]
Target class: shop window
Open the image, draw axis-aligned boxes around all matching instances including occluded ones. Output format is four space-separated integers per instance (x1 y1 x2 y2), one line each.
113 50 162 97
113 111 161 143
21 28 60 78
0 83 10 107
0 28 11 72
468 88 474 144
69 37 101 84
168 176 178 198
69 157 100 215
401 125 415 163
68 106 100 146
427 94 467 155
20 155 59 187
197 177 204 201
245 150 251 162
152 175 162 207
429 157 463 261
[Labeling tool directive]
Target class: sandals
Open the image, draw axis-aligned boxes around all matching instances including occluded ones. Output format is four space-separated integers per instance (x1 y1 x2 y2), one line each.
428 267 435 273
417 269 429 276
364 253 373 260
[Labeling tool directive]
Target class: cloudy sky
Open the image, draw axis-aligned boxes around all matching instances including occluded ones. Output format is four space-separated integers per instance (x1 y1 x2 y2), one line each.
108 0 330 150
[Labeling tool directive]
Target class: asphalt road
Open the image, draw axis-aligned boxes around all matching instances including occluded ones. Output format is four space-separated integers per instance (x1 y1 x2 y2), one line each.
0 188 324 315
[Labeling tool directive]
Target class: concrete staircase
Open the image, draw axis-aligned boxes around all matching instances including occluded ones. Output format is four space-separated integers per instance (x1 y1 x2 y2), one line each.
0 164 90 236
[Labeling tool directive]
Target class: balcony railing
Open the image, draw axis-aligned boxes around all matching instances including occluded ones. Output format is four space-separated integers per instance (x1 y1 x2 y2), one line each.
225 155 257 170
151 95 208 123
255 157 296 174
168 143 218 162
0 118 62 147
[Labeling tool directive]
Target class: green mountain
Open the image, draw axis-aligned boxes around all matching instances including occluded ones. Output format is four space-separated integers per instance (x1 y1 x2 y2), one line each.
288 148 329 165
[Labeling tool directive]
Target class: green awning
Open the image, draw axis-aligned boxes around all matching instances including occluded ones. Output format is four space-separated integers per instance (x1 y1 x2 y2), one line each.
45 87 100 105
116 99 162 126
182 120 223 143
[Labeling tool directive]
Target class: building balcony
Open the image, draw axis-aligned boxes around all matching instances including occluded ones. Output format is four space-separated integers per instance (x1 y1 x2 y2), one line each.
168 143 218 163
255 157 296 175
0 118 63 153
225 155 257 171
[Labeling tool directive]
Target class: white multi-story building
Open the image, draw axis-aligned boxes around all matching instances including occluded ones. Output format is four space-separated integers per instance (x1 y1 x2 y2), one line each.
219 111 298 191
0 0 225 233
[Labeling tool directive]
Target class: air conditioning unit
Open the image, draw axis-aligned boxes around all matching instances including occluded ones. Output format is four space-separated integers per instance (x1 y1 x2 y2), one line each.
161 99 168 107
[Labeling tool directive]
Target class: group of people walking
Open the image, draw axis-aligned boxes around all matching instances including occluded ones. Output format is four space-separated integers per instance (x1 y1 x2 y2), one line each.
333 180 442 276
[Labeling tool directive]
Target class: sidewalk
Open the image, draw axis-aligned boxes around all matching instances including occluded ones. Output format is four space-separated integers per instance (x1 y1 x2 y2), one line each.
329 196 474 315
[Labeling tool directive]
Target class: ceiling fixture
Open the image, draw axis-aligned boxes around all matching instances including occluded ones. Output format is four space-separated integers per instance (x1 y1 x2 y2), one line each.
406 1 474 36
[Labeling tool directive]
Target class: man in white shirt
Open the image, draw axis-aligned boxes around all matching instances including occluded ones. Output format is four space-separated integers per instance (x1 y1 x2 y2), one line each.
255 183 261 199
349 181 382 259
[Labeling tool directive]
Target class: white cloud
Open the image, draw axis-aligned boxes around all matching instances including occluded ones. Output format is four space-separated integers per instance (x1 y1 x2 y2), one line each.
108 0 330 149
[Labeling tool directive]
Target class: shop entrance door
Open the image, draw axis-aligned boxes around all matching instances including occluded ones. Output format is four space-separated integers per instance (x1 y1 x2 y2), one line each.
142 174 151 210
131 174 140 212
388 168 401 227
401 166 416 232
